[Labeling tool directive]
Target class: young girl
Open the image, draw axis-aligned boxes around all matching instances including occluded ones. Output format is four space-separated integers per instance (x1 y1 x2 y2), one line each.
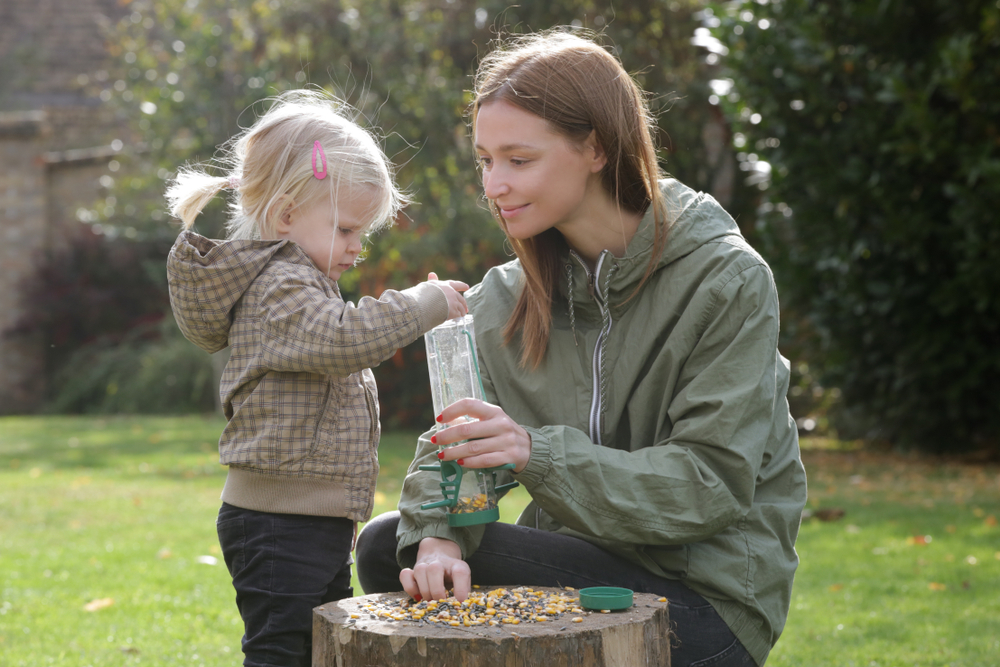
165 90 467 667
356 31 806 667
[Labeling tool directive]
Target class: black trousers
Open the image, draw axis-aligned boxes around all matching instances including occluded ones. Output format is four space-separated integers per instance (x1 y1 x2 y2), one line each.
356 511 757 667
216 502 354 667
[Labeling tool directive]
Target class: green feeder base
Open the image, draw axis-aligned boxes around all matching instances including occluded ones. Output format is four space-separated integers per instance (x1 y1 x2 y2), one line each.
447 507 500 527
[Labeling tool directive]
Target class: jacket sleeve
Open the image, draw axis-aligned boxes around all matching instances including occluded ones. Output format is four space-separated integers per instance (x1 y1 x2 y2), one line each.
513 263 779 546
257 274 448 377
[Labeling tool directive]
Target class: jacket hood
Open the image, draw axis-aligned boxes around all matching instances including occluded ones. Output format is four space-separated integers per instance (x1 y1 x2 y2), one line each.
561 179 744 317
166 230 289 353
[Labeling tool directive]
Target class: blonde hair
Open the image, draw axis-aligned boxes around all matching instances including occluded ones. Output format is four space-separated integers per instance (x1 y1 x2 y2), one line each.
471 30 668 369
166 89 406 240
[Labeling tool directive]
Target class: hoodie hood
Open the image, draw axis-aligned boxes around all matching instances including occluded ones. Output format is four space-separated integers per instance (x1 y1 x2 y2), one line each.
560 179 744 320
166 231 290 353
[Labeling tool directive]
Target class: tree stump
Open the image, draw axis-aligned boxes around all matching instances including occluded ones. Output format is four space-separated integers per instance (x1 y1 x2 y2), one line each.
313 587 671 666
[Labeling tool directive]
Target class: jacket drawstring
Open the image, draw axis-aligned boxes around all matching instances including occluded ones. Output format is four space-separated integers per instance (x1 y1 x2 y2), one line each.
565 262 578 346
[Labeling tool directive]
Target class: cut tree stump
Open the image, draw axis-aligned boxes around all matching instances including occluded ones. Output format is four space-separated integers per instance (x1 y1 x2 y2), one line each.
313 587 671 666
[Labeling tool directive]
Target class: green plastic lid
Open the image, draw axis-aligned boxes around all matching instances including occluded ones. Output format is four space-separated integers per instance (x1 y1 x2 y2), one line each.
578 587 634 611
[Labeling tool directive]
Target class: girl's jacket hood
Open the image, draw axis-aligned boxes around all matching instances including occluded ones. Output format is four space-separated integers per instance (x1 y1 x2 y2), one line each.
167 232 298 354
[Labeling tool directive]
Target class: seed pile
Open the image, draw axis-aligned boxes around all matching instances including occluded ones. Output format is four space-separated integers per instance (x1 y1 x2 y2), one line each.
351 587 588 627
452 493 495 514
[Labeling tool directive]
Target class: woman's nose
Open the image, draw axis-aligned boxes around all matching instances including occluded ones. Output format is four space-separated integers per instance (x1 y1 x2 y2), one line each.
482 168 509 200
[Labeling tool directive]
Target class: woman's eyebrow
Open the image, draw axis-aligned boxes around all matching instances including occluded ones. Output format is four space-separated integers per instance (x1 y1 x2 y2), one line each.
474 141 538 152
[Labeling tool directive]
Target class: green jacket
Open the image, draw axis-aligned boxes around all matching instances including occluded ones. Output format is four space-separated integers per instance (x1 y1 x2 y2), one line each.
396 179 807 665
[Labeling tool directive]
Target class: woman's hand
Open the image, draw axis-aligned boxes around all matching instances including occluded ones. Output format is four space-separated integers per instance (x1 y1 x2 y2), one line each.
433 399 532 473
399 537 472 602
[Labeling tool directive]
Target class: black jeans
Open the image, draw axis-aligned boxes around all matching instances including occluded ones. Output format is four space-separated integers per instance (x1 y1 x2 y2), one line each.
356 511 757 667
216 502 354 667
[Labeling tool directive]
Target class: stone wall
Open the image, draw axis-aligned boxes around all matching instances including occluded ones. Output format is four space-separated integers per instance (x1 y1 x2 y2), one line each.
0 0 128 413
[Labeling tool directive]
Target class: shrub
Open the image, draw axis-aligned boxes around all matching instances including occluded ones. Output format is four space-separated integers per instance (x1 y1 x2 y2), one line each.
710 0 1000 451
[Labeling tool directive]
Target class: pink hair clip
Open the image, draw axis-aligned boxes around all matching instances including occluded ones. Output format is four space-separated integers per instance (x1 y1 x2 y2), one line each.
312 140 327 180
227 175 241 189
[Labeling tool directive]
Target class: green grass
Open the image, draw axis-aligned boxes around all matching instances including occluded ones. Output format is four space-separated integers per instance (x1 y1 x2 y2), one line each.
1 417 997 666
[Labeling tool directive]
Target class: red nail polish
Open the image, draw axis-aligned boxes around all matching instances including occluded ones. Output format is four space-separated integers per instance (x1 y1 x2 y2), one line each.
457 459 465 466
436 415 443 423
431 435 437 444
437 451 444 459
413 594 422 602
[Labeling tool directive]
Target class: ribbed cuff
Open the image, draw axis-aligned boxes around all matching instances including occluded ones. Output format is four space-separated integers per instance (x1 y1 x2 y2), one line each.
400 282 450 332
511 427 552 488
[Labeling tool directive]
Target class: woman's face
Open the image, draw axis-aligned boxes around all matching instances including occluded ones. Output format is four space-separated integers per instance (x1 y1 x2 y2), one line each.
474 100 605 240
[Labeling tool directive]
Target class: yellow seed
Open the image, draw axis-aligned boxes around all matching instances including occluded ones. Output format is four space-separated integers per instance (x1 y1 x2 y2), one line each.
658 597 667 602
601 609 611 614
349 613 359 619
449 620 460 627
572 617 584 623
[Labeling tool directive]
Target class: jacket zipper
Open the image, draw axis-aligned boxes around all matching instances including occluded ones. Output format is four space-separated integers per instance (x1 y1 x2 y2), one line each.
571 251 612 446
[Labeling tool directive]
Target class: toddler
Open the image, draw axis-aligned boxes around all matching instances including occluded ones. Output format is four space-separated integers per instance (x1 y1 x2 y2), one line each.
165 90 467 667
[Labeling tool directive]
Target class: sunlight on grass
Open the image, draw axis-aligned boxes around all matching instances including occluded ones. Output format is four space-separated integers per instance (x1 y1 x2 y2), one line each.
2 418 998 666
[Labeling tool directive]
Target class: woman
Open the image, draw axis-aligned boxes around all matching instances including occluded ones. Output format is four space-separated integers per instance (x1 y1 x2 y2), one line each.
356 30 807 667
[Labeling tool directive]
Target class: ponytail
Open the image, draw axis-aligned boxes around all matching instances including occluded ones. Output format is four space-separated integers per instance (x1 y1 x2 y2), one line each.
165 170 234 230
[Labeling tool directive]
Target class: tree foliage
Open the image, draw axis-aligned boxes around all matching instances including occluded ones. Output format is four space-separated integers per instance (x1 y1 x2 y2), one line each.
710 0 1000 451
50 0 749 421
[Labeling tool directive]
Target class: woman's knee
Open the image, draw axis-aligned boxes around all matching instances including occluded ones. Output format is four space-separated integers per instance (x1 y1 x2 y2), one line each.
355 511 402 593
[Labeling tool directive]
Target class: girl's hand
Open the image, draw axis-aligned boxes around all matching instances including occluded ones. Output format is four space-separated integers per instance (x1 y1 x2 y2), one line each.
433 399 533 473
426 271 469 320
399 537 472 602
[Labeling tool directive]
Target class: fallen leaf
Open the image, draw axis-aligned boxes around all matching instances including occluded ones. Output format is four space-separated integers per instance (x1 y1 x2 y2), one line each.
828 584 843 592
120 647 140 655
157 548 172 559
815 508 846 522
945 525 956 533
985 515 997 527
928 582 946 591
84 597 114 612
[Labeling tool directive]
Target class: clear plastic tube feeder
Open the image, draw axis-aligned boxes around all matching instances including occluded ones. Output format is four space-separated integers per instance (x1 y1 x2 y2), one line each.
418 315 518 526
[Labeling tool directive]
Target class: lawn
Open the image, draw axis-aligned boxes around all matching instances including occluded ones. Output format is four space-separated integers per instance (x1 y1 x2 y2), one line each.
1 416 997 666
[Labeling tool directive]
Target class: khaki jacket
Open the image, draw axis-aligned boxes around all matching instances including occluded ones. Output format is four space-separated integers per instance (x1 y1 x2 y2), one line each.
396 180 807 665
168 231 448 521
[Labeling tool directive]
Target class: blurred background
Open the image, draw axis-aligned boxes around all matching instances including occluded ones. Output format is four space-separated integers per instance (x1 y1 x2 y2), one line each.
1 0 997 457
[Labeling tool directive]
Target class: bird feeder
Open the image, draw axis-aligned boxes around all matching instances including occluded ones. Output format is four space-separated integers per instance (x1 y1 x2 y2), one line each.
418 315 518 526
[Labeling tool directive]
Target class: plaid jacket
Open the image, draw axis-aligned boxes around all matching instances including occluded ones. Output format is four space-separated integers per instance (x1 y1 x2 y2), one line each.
167 231 448 521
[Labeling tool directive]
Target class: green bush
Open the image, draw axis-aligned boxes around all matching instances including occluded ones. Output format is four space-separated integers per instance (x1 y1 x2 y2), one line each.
48 318 218 415
710 0 1000 452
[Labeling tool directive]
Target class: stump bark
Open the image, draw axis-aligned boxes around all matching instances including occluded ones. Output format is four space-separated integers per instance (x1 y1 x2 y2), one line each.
313 587 671 667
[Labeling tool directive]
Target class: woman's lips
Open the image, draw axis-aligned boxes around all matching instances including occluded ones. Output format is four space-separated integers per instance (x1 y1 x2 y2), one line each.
499 204 528 218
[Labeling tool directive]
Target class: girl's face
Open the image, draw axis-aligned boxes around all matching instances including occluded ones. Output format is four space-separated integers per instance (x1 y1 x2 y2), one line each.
474 100 606 241
276 190 370 281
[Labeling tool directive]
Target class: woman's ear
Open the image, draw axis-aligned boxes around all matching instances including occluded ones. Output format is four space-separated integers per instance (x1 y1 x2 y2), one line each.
585 130 608 173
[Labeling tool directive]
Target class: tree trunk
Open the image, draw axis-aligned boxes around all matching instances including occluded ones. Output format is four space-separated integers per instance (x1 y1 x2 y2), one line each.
313 587 671 666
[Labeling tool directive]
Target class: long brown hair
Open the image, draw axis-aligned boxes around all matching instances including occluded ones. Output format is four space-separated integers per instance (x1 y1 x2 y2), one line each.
471 29 668 369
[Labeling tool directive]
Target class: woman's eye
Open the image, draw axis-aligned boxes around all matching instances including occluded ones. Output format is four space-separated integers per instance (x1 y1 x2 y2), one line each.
477 156 492 168
511 158 527 166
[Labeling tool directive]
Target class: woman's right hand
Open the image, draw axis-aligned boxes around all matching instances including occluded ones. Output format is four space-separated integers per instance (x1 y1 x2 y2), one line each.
426 271 469 320
399 537 472 602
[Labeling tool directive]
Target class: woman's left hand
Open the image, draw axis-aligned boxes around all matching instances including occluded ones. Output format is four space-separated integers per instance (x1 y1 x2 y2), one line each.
432 399 532 473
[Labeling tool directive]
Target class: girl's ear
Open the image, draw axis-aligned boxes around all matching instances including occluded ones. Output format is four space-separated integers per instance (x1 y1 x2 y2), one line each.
584 130 608 174
271 196 296 237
